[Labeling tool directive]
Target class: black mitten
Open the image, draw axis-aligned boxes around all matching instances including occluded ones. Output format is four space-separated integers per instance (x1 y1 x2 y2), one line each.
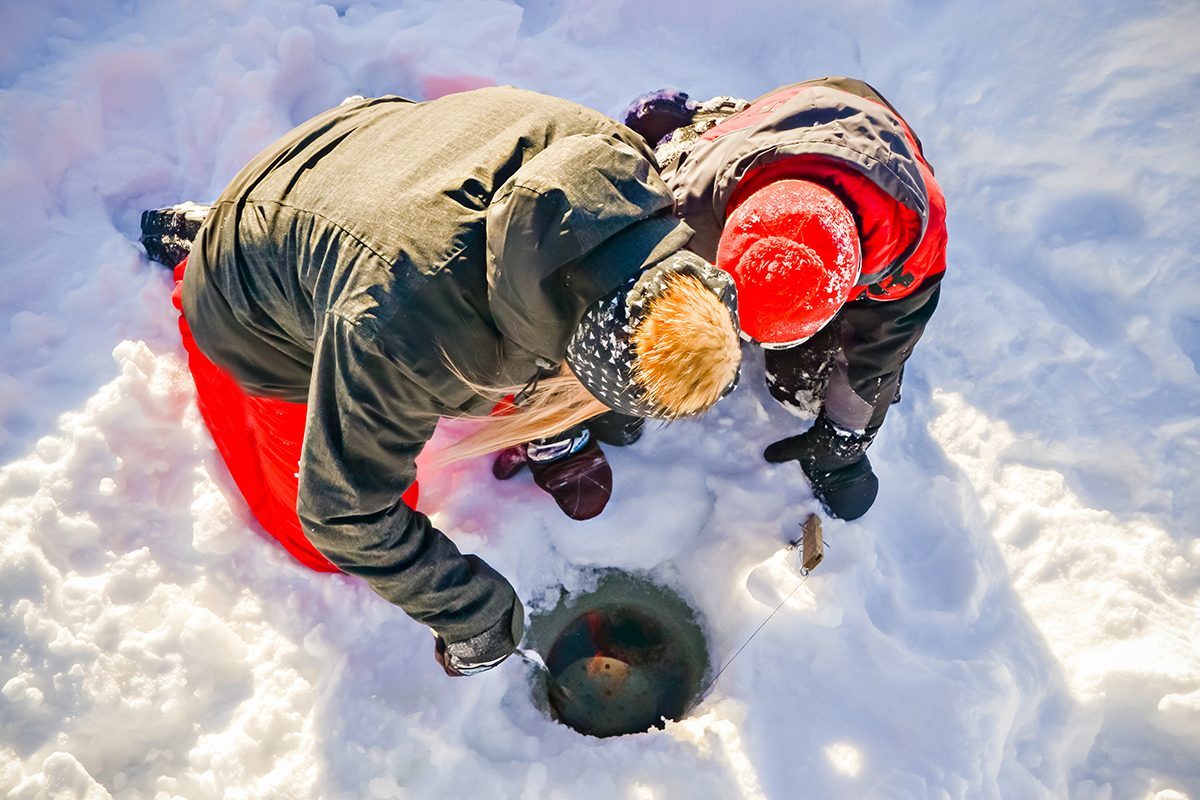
765 414 879 521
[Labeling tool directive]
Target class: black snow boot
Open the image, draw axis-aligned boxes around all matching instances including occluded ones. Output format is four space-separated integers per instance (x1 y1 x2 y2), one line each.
139 202 210 267
587 412 645 447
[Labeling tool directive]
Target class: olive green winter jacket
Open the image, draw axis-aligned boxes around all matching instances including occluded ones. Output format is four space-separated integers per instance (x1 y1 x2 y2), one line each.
183 87 691 648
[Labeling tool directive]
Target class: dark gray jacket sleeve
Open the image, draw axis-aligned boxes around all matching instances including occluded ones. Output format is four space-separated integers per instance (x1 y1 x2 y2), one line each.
297 311 519 646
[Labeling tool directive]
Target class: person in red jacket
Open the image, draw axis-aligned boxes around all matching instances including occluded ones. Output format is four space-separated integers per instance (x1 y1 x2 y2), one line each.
497 77 948 522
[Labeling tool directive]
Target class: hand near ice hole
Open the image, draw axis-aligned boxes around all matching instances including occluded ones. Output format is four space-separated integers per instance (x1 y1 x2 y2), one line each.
431 581 525 677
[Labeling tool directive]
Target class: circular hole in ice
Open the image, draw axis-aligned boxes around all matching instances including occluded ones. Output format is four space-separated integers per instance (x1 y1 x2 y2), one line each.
526 570 711 738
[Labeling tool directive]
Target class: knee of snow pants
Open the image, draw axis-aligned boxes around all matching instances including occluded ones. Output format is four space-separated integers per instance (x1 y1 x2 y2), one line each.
171 259 419 573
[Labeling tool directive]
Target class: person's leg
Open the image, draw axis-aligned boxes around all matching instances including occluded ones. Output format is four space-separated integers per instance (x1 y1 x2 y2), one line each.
837 280 941 432
762 317 843 416
173 260 341 571
173 260 417 571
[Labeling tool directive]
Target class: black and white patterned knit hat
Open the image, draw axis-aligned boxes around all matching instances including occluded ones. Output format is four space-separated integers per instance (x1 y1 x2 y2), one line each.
565 251 740 418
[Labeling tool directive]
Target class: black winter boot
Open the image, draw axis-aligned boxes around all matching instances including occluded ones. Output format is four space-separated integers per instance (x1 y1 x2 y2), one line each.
765 413 879 521
587 412 645 447
139 202 210 267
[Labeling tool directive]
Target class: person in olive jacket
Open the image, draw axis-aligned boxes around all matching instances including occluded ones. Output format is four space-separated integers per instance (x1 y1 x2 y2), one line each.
174 87 742 676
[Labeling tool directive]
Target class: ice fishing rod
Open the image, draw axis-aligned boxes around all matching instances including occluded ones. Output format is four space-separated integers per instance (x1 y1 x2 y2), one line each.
689 514 825 709
513 647 581 707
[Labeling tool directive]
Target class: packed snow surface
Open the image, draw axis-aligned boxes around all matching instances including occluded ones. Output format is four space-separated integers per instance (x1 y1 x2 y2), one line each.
2 1 1199 798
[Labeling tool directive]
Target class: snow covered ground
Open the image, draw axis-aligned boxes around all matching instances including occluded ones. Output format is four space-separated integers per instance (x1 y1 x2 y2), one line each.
2 1 1198 797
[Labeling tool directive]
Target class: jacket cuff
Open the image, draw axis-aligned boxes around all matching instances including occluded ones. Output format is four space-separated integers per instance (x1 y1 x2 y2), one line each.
803 413 876 474
443 596 525 667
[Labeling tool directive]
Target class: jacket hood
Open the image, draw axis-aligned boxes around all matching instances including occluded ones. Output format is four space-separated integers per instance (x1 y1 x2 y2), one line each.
485 132 694 363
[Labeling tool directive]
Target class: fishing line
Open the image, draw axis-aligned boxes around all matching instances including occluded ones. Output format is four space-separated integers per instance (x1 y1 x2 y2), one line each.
691 515 825 708
692 568 813 706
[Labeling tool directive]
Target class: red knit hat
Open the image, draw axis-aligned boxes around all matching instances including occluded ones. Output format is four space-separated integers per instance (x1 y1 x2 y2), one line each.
716 180 861 345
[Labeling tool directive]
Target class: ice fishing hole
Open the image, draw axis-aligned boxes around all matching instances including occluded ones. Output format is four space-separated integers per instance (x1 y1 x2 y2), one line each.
525 571 712 738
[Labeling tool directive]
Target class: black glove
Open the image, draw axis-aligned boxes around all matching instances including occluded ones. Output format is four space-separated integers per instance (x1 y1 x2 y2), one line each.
765 414 879 521
139 203 210 267
433 591 524 677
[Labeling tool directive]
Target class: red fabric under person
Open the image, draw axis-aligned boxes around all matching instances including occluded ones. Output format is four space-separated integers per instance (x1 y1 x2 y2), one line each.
171 259 419 573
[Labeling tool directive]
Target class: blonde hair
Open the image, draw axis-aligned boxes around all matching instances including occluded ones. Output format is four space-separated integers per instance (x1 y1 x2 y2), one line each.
434 368 609 465
438 272 741 463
